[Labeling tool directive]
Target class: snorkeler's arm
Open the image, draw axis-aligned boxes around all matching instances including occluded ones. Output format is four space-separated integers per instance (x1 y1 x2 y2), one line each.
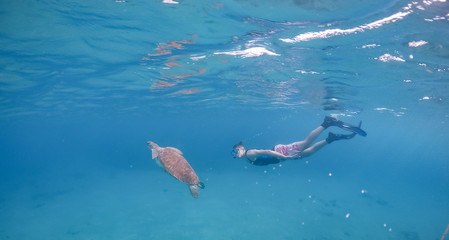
248 149 296 160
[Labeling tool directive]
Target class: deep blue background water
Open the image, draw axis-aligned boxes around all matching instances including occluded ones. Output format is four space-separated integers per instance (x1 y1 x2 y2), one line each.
1 0 449 239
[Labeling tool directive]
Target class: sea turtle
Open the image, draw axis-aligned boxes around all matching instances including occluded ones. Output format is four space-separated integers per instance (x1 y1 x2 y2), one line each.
147 141 205 198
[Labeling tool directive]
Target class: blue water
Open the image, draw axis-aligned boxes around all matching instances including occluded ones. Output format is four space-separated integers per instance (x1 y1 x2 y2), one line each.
1 0 449 239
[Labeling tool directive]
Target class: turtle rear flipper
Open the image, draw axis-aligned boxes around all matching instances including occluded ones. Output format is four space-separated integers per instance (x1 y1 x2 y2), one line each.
189 184 200 198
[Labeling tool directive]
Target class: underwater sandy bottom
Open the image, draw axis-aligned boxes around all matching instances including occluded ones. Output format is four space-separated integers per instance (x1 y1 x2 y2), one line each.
1 163 447 240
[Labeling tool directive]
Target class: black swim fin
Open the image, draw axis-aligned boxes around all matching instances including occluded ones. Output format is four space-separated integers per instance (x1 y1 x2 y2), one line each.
326 132 357 144
321 116 367 136
338 120 367 137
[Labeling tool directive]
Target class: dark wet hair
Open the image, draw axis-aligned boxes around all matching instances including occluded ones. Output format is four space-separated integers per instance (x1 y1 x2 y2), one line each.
233 141 243 149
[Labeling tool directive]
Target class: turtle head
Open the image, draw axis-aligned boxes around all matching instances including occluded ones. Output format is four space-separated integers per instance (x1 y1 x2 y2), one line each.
147 141 158 149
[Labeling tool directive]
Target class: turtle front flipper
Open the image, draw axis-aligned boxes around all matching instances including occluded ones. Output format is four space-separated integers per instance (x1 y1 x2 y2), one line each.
147 141 160 159
189 184 200 198
151 150 159 159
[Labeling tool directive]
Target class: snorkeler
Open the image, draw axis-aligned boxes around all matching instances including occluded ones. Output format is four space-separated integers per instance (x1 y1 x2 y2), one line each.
231 116 366 166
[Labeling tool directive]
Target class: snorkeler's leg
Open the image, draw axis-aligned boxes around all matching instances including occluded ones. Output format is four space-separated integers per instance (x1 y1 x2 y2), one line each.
299 126 325 149
301 140 327 158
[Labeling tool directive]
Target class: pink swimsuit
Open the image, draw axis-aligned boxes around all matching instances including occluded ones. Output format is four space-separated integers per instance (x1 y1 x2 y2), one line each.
273 143 301 158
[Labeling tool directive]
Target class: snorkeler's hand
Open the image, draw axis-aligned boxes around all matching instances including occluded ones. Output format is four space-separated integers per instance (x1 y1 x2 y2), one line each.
285 151 301 160
292 151 302 159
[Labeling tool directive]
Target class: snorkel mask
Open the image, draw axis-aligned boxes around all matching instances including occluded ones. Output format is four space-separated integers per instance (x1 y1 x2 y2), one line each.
231 141 243 158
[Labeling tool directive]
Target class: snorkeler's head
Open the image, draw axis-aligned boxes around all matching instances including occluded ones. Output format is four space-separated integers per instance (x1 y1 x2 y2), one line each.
231 141 244 158
233 141 243 149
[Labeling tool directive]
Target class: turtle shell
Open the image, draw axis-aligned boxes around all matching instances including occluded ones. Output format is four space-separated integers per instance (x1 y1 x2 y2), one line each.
157 147 199 185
